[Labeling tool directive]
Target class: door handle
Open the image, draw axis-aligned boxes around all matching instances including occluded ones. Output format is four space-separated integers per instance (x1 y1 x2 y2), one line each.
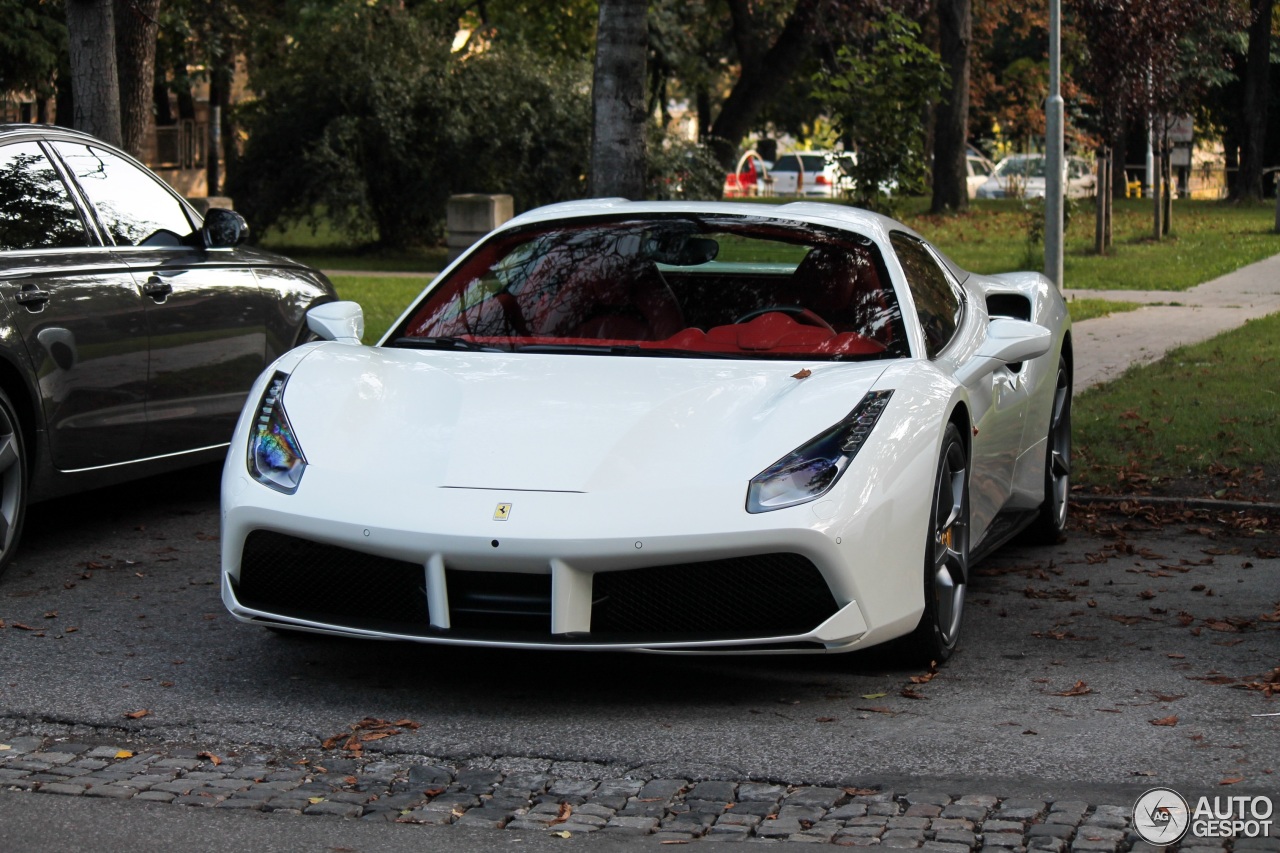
143 277 173 300
15 286 50 308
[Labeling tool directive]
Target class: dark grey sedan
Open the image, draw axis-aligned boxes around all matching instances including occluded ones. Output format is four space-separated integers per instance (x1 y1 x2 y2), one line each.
0 124 336 575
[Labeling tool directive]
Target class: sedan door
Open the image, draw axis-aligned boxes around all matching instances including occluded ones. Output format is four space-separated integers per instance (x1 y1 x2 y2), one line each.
0 139 149 470
51 141 268 457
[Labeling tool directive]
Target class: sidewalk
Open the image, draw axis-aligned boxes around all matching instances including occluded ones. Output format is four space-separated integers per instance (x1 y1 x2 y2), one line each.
1066 252 1280 392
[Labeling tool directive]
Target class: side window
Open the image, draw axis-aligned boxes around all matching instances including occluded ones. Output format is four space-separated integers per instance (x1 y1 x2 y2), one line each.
51 142 195 247
0 142 91 251
890 232 962 358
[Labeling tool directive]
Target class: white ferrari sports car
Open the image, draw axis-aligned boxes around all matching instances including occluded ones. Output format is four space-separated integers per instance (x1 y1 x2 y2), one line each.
220 200 1072 663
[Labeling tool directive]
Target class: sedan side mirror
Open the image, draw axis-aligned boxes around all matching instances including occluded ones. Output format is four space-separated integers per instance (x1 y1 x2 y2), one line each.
307 301 365 344
956 317 1052 384
202 208 249 249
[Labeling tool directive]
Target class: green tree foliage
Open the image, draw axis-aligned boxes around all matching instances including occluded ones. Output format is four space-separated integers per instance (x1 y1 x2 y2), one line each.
0 0 65 101
646 130 724 200
811 12 947 210
230 1 590 249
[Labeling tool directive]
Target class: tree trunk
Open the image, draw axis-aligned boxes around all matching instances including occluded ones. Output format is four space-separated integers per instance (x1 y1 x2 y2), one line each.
115 0 162 160
707 0 823 169
931 0 971 214
1233 0 1273 202
65 0 123 147
1094 150 1107 255
207 68 224 196
1151 150 1162 241
589 0 648 199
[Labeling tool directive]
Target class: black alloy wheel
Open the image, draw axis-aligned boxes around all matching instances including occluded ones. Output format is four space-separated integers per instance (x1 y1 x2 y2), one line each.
0 389 28 579
1024 355 1072 544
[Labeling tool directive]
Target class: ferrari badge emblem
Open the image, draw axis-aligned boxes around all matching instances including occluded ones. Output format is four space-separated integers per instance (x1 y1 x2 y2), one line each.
493 503 512 521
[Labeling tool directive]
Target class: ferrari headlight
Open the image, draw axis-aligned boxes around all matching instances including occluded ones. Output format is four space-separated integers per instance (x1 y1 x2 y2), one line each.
247 371 307 494
747 390 893 513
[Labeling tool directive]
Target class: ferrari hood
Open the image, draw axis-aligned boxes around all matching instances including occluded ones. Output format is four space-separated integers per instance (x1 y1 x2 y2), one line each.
279 345 890 494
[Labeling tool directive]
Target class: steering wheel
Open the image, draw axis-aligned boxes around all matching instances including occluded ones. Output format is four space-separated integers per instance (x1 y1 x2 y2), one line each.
733 305 835 333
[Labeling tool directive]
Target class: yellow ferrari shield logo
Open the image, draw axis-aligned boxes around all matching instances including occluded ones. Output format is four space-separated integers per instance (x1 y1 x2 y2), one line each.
493 503 512 521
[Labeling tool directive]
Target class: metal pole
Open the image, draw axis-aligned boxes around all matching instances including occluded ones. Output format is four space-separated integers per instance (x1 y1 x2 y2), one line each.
1044 0 1064 288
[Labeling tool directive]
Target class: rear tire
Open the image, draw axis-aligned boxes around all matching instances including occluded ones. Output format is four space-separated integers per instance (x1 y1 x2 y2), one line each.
903 423 969 666
0 389 28 580
1023 355 1071 544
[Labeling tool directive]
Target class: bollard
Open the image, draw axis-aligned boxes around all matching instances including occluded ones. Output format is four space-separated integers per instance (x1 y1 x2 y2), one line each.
447 194 514 262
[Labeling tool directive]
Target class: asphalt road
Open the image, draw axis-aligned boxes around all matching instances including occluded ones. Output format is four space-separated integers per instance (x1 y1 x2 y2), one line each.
1 465 1277 840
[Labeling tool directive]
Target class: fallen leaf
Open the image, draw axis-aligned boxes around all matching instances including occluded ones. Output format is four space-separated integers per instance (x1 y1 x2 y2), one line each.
855 706 897 715
815 716 837 723
1052 680 1094 697
308 797 325 804
899 687 929 700
123 709 150 719
1220 776 1244 786
1022 729 1038 735
791 368 812 380
197 751 222 766
549 802 573 826
1150 716 1179 727
551 831 572 838
843 787 879 796
860 693 887 700
11 623 34 631
114 750 133 759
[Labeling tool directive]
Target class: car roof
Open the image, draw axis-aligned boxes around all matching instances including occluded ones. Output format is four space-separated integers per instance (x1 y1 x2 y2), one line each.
0 123 101 144
500 199 914 247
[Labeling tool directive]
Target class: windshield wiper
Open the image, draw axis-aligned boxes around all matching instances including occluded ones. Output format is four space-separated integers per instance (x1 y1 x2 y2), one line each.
514 343 742 359
389 336 504 352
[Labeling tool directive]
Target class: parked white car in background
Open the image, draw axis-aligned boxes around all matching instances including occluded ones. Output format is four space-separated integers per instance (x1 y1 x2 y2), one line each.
967 153 995 198
975 154 1096 199
769 151 854 197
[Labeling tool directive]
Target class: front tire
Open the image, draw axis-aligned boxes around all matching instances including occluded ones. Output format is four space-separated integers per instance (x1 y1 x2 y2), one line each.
0 389 28 579
1023 355 1071 544
904 423 969 665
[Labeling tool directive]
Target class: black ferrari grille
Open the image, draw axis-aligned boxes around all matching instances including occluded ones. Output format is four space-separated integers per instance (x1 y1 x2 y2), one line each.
591 553 837 641
233 533 837 645
235 530 432 634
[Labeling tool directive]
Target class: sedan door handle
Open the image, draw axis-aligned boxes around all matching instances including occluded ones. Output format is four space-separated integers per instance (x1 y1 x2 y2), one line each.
142 277 173 300
15 286 50 308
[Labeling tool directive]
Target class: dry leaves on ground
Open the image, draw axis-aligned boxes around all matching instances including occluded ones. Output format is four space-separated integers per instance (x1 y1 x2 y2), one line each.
322 717 421 756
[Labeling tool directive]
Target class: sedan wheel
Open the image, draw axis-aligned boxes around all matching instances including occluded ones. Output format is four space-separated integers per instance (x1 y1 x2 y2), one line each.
905 423 969 665
1024 355 1071 543
0 390 28 579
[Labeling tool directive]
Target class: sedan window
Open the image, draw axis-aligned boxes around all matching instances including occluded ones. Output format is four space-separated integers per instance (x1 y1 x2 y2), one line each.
0 142 91 251
51 142 195 247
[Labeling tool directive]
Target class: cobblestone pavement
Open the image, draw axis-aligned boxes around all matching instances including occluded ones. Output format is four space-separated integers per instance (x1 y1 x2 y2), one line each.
3 735 1277 848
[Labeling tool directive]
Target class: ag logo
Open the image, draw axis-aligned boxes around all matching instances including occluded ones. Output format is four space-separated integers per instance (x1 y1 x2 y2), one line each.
1133 787 1190 845
493 503 512 521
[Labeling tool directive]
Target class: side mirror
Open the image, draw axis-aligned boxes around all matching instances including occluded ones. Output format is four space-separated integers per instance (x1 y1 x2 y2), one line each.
202 208 249 249
955 317 1052 384
306 301 364 344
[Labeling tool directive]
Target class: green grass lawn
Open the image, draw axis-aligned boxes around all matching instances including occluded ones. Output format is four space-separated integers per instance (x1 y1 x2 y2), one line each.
1066 298 1141 323
330 275 432 342
1073 312 1280 487
906 197 1280 291
737 196 1279 291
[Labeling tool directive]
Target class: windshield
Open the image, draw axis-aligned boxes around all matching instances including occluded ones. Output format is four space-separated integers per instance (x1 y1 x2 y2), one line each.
994 156 1048 178
392 215 909 361
771 154 831 173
